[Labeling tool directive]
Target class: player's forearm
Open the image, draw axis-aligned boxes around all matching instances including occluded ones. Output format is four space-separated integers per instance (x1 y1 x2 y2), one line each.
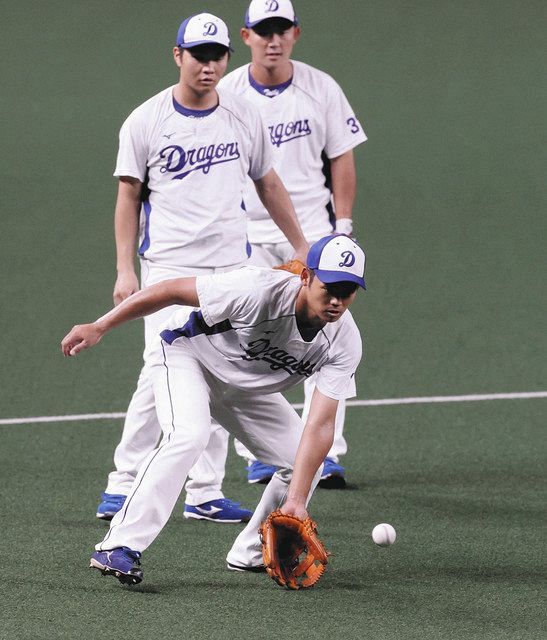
115 216 138 273
286 420 334 505
254 170 308 258
114 178 142 273
330 150 357 231
286 390 339 507
62 278 199 356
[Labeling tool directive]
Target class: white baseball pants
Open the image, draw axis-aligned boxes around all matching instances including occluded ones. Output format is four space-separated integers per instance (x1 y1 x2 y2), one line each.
104 260 242 505
98 340 321 565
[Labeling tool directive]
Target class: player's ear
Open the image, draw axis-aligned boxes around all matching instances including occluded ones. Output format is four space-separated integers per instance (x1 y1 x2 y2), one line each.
173 46 183 68
292 26 301 42
300 267 312 287
241 28 252 46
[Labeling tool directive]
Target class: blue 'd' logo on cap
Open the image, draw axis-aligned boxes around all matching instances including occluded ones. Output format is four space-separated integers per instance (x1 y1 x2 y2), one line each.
203 22 218 36
339 251 356 268
266 0 280 12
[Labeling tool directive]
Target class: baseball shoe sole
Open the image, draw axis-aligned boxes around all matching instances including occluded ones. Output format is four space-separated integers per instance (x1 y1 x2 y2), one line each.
184 511 242 523
89 558 143 585
227 562 266 573
95 512 116 521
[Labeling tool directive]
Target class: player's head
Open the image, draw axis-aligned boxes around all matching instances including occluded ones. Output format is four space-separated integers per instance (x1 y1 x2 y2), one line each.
241 0 300 69
174 13 232 85
301 235 366 324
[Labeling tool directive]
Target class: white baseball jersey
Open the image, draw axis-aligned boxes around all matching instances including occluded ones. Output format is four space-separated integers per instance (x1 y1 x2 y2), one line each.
159 266 362 398
219 61 367 244
114 86 273 267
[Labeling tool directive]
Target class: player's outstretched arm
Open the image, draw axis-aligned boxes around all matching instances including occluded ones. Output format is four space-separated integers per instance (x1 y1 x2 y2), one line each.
281 389 338 520
61 277 199 357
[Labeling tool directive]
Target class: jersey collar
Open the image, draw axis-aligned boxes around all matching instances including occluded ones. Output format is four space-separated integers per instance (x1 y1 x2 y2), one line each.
172 96 218 118
248 67 293 98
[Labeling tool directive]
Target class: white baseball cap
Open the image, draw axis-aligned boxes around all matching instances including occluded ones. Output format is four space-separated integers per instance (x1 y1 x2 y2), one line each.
176 13 232 50
307 235 366 289
245 0 299 28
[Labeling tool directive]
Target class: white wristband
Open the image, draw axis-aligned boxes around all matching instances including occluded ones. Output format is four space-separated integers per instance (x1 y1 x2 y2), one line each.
335 218 353 236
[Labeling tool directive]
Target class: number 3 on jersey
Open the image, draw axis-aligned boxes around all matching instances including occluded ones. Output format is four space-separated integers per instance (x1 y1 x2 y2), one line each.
346 117 360 134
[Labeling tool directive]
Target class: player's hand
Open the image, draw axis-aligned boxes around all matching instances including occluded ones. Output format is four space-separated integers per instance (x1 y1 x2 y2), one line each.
279 499 308 521
292 241 309 266
113 270 139 306
61 323 103 357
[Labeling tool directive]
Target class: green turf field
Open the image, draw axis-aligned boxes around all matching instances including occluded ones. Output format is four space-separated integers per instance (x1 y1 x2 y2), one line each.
1 1 546 638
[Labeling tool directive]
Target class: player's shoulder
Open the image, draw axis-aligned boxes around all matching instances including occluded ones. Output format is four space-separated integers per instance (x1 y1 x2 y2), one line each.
205 266 299 317
325 308 362 346
221 265 299 302
292 60 341 95
217 84 262 128
340 309 360 334
122 86 174 125
336 308 360 333
230 265 298 289
218 64 250 95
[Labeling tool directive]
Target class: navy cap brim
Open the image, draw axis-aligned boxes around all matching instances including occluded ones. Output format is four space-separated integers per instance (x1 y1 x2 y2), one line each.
245 19 298 27
178 41 233 52
315 269 366 290
244 14 298 28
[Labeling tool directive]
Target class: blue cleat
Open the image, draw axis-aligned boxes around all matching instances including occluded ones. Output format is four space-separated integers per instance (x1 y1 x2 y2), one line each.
96 492 127 520
318 457 346 489
247 460 277 485
184 498 253 523
90 547 143 585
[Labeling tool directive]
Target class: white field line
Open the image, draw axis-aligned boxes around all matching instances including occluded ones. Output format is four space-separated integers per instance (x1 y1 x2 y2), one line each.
1 391 546 426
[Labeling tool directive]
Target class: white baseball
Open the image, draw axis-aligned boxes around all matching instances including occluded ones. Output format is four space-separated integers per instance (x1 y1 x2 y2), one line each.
372 523 396 546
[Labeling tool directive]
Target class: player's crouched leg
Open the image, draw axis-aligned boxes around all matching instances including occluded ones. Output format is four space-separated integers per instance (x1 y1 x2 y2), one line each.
211 391 320 571
89 344 217 584
90 425 213 585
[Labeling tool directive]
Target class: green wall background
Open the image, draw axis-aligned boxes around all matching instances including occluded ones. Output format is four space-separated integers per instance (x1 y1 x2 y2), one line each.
1 0 545 418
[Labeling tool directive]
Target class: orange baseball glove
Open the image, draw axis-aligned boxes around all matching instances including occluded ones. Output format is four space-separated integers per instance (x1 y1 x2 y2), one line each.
273 259 306 276
259 510 330 590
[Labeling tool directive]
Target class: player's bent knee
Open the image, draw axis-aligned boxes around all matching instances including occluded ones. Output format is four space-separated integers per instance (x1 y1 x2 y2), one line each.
162 426 211 455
